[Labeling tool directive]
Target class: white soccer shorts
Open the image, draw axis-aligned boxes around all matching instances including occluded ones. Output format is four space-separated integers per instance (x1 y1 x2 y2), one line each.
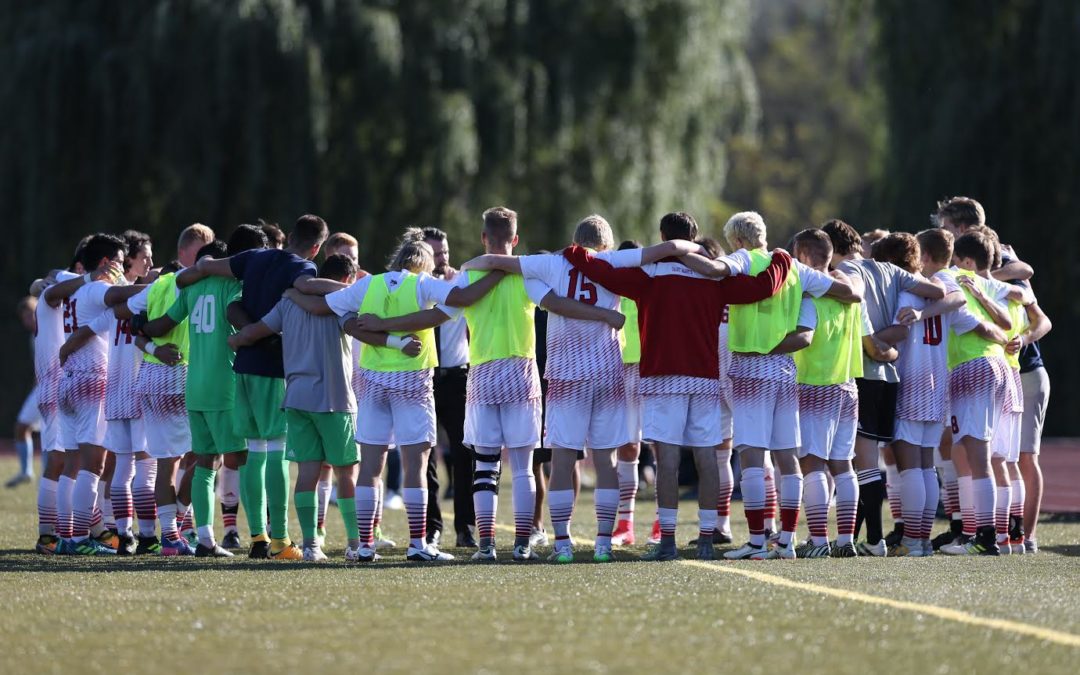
948 358 1007 443
643 393 725 448
355 379 437 447
465 399 542 450
797 384 857 461
894 418 946 449
544 378 629 451
59 373 107 447
731 378 800 451
991 411 1022 462
105 418 147 455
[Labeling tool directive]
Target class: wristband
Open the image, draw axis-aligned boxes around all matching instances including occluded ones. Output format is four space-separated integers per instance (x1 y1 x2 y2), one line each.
143 343 158 357
386 335 411 351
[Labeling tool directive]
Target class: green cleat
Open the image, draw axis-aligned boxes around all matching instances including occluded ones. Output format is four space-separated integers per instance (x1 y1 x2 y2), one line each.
547 547 574 564
593 545 614 563
640 543 678 562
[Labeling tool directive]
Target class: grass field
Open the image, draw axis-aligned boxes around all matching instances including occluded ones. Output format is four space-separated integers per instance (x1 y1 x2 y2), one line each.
1 455 1078 674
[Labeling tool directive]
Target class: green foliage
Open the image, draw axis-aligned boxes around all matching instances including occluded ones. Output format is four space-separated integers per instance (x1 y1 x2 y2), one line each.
872 0 1080 433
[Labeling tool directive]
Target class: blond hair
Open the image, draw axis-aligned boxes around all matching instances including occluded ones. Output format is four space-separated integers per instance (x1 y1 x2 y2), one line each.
573 214 615 252
177 223 215 251
723 211 767 250
387 228 434 274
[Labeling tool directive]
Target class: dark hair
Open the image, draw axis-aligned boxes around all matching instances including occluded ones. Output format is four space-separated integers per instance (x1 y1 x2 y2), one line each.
320 254 358 282
289 214 329 251
196 241 229 261
80 234 126 271
696 237 725 260
161 259 184 275
618 240 642 251
821 219 862 257
871 232 921 273
792 229 833 267
422 227 448 242
482 207 517 246
122 230 152 272
936 196 985 230
258 219 286 248
953 232 993 271
228 224 269 256
659 212 698 242
966 225 1003 270
916 228 954 266
71 234 94 271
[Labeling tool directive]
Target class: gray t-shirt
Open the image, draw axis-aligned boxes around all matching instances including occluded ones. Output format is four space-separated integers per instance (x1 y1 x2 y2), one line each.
261 298 356 413
838 258 921 383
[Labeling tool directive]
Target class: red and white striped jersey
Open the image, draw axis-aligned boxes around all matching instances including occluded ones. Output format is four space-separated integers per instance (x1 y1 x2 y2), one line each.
34 275 79 407
466 357 542 405
895 272 978 422
64 281 112 376
519 250 640 381
89 307 142 420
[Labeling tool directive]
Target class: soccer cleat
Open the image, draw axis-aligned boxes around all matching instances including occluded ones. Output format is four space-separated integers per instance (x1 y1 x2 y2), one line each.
611 520 635 547
753 542 796 560
548 547 574 564
795 541 831 559
1024 538 1038 554
115 533 138 556
456 529 478 548
71 537 118 555
883 523 904 548
221 531 242 550
373 526 395 549
471 544 497 562
95 531 119 551
4 473 32 488
302 546 328 562
513 544 539 561
889 537 925 557
765 528 779 548
182 530 198 548
646 519 661 545
857 539 887 557
160 537 195 557
640 543 678 562
383 490 404 510
195 543 235 558
724 542 768 560
270 543 304 560
346 545 379 563
997 540 1012 556
831 541 858 558
713 530 734 545
696 540 716 561
407 544 455 562
944 538 999 556
1010 540 1026 555
35 535 59 555
593 545 614 563
135 536 162 556
315 526 327 549
529 527 549 548
940 535 972 556
248 534 271 559
426 530 442 547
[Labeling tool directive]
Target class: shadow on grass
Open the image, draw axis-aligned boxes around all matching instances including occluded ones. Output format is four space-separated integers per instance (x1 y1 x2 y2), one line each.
1041 544 1080 557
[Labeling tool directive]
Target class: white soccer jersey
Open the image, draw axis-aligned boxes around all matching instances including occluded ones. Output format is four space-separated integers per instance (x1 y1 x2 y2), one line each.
894 272 978 422
518 249 639 381
34 275 78 408
90 307 142 420
64 281 112 375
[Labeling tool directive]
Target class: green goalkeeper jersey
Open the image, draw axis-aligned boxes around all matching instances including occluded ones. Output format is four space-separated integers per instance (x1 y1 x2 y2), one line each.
166 277 242 411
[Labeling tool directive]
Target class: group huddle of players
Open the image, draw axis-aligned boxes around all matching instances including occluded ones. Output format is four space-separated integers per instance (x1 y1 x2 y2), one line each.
19 195 1051 562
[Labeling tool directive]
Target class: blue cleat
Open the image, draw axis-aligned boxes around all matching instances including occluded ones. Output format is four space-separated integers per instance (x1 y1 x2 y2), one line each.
69 537 117 555
160 536 196 557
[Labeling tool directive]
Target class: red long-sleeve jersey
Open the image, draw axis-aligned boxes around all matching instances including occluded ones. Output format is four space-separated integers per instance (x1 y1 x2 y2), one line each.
562 246 792 380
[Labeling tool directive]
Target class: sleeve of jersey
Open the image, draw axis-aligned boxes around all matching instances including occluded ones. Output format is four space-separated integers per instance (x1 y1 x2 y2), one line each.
127 286 150 314
418 275 455 308
795 261 834 298
518 254 557 285
524 278 554 306
228 251 253 280
951 307 980 336
325 278 369 318
934 271 960 294
165 290 188 323
714 250 792 305
797 298 817 330
289 259 318 285
260 301 285 334
894 291 920 324
562 246 648 300
87 309 113 335
597 248 644 269
861 303 874 336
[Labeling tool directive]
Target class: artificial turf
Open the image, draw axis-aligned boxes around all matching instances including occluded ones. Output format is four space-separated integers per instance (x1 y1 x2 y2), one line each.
0 456 1077 674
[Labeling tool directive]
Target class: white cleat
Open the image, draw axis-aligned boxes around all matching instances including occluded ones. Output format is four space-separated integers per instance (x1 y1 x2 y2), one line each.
529 527 549 548
302 545 328 562
857 539 887 557
407 544 455 562
753 541 796 560
373 526 396 549
346 545 380 562
471 544 497 561
724 542 768 560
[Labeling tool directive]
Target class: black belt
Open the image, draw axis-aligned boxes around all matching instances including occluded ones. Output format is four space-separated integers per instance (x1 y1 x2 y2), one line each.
436 365 469 377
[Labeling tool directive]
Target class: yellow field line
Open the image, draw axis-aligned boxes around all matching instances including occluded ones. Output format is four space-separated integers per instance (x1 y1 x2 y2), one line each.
678 560 1080 648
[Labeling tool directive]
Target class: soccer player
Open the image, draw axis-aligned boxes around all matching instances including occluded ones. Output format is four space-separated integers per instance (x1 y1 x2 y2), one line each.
290 228 507 562
940 231 1032 555
563 212 794 561
821 219 945 557
57 234 145 555
8 296 40 489
194 215 340 559
230 254 363 561
353 210 620 561
785 229 874 559
461 215 700 562
613 241 644 547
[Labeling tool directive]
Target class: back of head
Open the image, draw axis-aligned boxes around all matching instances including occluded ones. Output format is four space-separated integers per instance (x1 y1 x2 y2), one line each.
81 233 126 270
696 237 725 260
953 231 993 271
177 223 215 253
196 240 229 262
792 228 833 268
289 214 329 252
573 214 615 252
936 196 985 231
387 227 434 274
228 224 270 256
660 212 700 243
916 228 954 266
721 211 765 250
871 232 921 273
160 259 184 276
618 239 641 251
324 232 358 255
320 253 358 283
258 219 286 249
482 206 517 247
821 219 862 257
71 234 95 271
965 224 1003 269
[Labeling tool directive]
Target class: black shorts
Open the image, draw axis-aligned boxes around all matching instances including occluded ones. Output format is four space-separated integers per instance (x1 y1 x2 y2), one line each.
855 378 898 442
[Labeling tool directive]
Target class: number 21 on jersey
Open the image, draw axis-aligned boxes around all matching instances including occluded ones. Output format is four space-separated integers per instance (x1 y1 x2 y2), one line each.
191 295 216 334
